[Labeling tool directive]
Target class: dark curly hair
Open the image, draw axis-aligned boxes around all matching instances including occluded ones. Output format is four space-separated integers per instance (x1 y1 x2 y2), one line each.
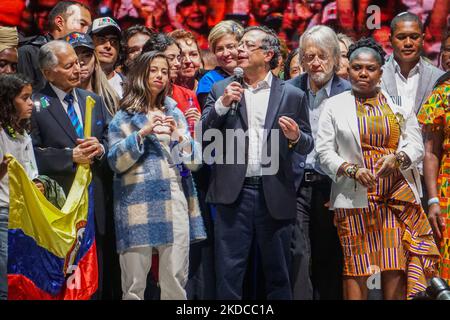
0 74 33 135
142 32 181 54
347 37 386 66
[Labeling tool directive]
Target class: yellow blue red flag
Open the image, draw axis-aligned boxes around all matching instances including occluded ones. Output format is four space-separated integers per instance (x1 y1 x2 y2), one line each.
7 96 98 300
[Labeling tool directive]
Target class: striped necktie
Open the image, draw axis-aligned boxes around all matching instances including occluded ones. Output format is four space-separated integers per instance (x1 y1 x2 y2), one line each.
64 93 84 138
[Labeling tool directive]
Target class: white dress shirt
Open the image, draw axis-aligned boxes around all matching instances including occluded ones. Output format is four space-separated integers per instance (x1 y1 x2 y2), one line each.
49 83 84 130
393 57 421 110
214 71 273 177
108 72 124 98
50 83 106 158
0 130 38 208
306 75 333 173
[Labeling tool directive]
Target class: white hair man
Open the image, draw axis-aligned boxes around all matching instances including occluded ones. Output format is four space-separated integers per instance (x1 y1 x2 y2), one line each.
31 40 110 299
287 25 352 300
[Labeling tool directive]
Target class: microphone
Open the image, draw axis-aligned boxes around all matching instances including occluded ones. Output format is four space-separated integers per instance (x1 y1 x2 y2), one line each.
230 67 244 116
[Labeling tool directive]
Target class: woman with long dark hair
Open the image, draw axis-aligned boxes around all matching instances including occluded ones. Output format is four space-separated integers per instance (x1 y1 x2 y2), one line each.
107 51 206 300
0 73 42 300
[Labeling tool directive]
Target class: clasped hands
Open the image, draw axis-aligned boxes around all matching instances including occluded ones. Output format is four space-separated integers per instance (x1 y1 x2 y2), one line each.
73 137 104 165
354 154 398 188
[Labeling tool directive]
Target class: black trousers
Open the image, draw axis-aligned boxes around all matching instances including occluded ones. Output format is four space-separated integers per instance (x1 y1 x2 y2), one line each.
215 184 294 300
186 184 216 300
292 176 343 300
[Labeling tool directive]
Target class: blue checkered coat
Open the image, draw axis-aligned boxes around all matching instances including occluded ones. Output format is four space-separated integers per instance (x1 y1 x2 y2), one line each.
107 97 206 253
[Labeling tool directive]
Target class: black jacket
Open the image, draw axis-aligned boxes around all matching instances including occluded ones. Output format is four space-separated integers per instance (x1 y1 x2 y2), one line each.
201 75 313 220
31 83 112 235
287 73 352 191
18 34 53 93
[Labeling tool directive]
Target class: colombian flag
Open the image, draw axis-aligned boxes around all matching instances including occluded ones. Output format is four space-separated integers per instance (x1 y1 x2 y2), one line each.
7 97 98 300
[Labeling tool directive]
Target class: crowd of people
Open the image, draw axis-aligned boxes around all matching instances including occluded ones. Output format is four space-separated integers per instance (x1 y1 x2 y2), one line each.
0 0 449 300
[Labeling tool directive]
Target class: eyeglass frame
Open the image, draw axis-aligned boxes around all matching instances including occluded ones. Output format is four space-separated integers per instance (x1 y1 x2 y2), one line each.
302 52 330 64
237 40 264 53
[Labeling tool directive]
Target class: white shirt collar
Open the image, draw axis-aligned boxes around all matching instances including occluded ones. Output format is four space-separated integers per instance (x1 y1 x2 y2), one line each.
244 71 273 91
307 74 333 97
393 56 422 78
49 83 77 103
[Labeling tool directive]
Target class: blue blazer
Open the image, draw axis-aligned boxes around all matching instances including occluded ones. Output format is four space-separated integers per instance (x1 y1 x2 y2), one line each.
287 73 351 191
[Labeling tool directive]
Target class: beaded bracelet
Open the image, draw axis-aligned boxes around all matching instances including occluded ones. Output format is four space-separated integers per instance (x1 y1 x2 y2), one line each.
345 164 360 179
395 151 411 170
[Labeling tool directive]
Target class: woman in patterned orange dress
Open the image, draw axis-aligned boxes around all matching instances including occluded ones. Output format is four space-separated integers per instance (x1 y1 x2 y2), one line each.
316 38 440 300
418 71 450 283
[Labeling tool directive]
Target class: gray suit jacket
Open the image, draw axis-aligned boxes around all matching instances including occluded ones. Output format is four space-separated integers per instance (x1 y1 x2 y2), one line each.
381 56 444 114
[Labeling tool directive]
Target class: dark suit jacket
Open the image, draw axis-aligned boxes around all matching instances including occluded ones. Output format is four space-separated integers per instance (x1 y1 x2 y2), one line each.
287 73 351 190
18 34 53 93
31 83 111 235
201 75 314 220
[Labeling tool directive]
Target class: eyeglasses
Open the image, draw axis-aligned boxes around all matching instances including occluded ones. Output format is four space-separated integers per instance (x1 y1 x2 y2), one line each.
238 41 263 52
94 35 119 47
302 53 329 64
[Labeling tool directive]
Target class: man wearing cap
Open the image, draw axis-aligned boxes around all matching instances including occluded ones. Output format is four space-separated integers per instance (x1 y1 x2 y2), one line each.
31 40 110 299
0 26 19 75
90 17 124 98
18 1 92 92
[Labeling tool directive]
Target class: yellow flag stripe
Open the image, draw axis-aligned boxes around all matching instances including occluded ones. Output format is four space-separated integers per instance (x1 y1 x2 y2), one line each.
7 96 96 258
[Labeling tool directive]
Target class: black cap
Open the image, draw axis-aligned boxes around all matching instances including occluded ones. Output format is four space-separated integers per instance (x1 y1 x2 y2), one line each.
64 32 95 50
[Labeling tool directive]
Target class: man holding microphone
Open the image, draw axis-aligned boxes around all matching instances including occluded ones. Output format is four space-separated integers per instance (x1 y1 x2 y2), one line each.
202 26 313 300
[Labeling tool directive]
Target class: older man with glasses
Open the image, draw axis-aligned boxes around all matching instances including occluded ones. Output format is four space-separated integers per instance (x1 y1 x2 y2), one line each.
287 25 351 300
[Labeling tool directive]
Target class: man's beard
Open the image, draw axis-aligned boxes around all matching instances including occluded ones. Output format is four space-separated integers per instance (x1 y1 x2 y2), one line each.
310 70 333 87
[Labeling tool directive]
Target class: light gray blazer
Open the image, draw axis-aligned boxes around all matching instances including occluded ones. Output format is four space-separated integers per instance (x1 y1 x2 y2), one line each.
381 56 444 114
316 90 424 209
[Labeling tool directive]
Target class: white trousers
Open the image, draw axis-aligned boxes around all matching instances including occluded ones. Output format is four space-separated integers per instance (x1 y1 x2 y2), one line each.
120 170 190 300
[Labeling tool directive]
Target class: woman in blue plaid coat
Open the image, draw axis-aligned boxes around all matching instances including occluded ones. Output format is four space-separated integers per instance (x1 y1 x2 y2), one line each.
107 51 206 300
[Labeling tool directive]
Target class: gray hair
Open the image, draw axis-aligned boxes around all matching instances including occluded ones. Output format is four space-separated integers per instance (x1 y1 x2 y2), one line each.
337 33 355 52
299 25 341 71
39 40 72 70
244 26 280 69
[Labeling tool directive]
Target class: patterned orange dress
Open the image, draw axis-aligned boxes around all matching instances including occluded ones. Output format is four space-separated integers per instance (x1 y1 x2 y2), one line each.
334 93 440 299
417 79 450 284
